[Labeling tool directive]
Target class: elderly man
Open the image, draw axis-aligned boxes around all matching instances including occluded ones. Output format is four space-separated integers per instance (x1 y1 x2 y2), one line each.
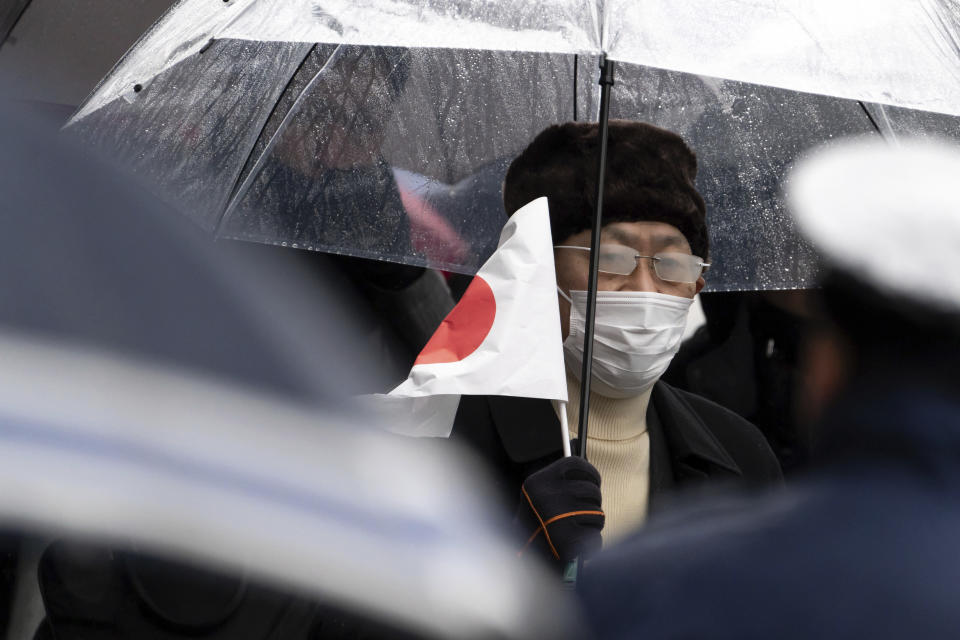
450 121 781 564
577 136 960 638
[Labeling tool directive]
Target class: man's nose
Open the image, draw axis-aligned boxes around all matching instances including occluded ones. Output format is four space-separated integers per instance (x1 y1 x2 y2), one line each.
623 258 660 293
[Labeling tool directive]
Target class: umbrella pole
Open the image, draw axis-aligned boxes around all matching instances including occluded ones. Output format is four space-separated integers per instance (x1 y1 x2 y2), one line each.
562 55 614 591
576 55 615 462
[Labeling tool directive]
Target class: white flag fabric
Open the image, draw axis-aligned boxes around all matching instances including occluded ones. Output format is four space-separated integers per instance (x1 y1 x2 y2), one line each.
383 197 567 436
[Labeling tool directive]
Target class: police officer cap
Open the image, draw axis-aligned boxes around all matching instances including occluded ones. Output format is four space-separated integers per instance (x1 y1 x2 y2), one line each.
787 136 960 317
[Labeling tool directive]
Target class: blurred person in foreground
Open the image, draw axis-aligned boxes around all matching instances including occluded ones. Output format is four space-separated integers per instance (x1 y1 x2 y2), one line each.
577 136 960 639
450 121 781 569
0 96 573 640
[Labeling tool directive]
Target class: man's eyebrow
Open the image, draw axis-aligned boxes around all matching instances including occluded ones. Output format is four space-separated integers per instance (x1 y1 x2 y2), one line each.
650 234 687 249
602 227 634 244
602 227 688 249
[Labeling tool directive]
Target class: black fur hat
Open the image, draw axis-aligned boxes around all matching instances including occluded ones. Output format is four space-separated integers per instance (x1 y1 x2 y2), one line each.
503 120 708 260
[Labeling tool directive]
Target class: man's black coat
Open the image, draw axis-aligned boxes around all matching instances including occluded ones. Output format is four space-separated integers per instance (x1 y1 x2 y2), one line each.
450 380 782 518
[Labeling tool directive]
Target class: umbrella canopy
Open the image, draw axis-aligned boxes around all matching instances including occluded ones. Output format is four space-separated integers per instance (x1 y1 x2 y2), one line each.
66 0 960 290
0 98 580 639
73 0 960 117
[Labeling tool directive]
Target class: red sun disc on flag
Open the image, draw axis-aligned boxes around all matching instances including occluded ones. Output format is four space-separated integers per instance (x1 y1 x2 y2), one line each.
414 276 496 365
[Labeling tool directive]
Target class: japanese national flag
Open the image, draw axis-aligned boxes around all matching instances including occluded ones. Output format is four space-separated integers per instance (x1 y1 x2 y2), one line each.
379 197 567 437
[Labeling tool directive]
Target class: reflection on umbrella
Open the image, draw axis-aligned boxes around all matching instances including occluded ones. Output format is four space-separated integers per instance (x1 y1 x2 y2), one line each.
66 0 960 291
0 98 581 639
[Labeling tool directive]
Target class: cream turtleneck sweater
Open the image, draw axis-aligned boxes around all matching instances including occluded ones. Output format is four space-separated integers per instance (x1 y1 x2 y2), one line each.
554 371 652 545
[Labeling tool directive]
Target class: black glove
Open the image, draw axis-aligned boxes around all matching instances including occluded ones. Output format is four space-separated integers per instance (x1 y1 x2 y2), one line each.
516 456 605 564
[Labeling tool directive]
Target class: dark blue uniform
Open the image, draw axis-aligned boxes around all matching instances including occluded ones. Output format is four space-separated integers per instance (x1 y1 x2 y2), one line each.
579 378 960 639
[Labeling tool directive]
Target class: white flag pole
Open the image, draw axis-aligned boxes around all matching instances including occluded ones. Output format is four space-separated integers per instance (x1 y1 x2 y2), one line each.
559 399 577 587
559 400 572 458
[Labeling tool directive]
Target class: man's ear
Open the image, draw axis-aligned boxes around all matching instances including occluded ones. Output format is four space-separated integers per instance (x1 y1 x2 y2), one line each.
694 276 705 295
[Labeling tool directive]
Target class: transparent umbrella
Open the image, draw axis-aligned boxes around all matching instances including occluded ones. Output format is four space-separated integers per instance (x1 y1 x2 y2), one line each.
65 0 960 291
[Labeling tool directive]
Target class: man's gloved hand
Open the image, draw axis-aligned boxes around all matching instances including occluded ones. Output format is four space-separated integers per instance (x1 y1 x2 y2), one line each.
517 456 604 564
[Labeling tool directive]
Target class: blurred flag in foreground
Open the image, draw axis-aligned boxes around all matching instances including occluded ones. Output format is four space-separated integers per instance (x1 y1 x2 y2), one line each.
381 197 567 437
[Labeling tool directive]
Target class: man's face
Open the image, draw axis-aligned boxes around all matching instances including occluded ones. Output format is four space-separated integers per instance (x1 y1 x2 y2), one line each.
554 221 705 339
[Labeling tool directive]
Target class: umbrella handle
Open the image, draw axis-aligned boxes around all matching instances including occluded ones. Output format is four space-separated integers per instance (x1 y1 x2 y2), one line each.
562 558 581 588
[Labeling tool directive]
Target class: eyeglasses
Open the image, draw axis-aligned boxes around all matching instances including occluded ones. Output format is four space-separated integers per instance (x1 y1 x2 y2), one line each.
554 244 710 284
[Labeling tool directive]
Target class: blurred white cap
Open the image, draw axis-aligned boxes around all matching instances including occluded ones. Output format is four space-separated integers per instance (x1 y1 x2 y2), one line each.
786 136 960 314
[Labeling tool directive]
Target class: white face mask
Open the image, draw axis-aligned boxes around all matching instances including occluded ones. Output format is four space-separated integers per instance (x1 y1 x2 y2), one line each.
559 288 693 398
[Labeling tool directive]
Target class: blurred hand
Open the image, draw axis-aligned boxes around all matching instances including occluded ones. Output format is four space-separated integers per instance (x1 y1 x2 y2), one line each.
517 457 604 563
